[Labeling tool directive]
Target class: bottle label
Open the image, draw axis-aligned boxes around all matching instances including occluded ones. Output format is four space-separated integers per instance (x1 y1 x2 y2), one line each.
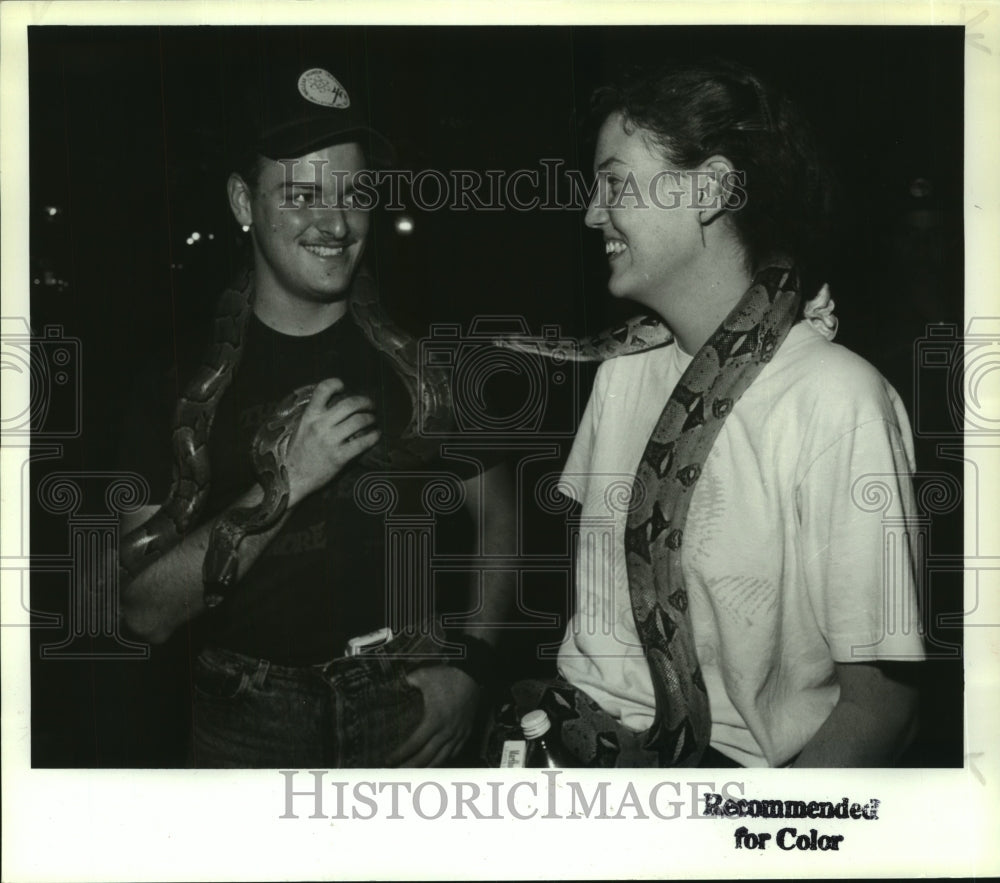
500 740 528 768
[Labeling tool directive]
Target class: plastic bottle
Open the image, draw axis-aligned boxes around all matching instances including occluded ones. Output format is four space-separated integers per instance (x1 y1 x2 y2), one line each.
521 710 576 768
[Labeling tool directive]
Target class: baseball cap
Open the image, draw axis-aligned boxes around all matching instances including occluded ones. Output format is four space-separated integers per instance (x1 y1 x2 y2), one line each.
237 62 394 166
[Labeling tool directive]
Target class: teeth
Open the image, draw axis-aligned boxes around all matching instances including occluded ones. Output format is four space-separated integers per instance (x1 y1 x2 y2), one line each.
605 240 627 256
303 244 345 257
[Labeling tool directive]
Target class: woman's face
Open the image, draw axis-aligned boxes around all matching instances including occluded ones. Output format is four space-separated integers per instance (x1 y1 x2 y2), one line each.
584 112 706 311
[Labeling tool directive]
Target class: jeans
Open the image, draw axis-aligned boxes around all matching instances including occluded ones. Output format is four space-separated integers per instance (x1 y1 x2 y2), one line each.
191 636 428 768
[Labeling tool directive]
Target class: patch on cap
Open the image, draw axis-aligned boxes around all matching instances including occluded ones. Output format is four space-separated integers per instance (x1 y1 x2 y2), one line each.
298 68 350 108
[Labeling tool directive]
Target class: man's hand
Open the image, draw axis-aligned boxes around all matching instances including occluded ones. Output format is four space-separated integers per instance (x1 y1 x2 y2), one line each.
386 666 481 767
285 377 380 506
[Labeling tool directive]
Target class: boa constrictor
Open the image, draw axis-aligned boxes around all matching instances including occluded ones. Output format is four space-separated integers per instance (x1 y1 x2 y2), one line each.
118 269 452 603
492 283 835 364
493 314 675 363
119 267 831 613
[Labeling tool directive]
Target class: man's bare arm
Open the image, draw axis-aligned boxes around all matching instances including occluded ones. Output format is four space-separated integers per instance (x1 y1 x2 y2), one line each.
119 488 290 643
461 460 518 649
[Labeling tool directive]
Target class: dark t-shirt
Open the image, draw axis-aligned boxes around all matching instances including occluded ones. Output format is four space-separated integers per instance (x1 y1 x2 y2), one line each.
123 309 482 665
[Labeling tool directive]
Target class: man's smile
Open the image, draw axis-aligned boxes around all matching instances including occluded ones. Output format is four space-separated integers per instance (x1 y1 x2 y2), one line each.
301 242 349 258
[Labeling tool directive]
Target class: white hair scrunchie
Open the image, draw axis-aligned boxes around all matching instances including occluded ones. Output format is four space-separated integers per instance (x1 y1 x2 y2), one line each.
803 283 838 341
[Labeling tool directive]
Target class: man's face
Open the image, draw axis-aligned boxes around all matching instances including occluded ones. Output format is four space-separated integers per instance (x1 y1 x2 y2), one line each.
242 141 370 306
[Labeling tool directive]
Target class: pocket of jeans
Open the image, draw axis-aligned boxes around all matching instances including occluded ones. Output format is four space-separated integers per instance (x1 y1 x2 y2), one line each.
193 656 251 701
401 679 425 727
384 670 427 745
330 666 427 767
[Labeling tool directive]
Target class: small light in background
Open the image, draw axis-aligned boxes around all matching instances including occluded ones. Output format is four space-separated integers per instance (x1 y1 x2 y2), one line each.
191 231 201 242
909 177 933 199
207 233 215 241
45 206 59 217
395 215 415 235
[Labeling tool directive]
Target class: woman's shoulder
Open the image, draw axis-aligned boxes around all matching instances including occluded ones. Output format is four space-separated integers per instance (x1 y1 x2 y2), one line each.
592 322 905 426
770 322 893 390
747 324 916 482
755 322 906 424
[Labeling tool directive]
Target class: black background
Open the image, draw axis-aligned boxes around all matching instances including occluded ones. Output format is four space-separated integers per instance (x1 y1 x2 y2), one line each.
27 25 964 767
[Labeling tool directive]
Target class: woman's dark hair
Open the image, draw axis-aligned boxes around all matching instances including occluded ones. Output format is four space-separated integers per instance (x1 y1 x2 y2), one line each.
591 59 835 288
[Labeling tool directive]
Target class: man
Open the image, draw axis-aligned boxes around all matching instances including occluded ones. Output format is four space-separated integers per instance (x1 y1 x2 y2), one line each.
119 60 515 767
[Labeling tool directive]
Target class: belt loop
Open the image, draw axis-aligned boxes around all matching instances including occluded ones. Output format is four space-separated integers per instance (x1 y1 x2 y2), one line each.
251 658 270 689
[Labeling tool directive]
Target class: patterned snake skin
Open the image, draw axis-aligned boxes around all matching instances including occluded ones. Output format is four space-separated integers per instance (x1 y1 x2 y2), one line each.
493 313 675 363
623 266 799 765
118 270 452 603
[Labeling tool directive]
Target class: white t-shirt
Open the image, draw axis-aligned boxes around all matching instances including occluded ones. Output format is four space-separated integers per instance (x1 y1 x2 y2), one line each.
557 321 925 767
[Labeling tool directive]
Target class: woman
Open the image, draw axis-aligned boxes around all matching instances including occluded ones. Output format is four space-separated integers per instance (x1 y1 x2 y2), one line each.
537 60 924 768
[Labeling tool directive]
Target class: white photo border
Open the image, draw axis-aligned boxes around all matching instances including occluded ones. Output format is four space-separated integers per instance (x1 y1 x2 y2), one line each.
2 1 998 880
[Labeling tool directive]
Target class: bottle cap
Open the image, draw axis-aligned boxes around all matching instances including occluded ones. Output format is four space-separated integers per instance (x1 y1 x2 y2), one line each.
520 709 552 739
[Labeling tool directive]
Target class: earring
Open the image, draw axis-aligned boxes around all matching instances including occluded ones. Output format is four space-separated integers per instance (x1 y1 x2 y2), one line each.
698 212 706 248
241 223 251 233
